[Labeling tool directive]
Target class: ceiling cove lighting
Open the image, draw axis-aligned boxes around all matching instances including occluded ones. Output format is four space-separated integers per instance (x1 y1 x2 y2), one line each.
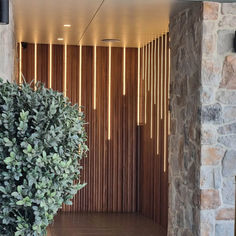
93 46 97 110
34 43 37 90
108 46 111 140
0 0 9 25
123 47 126 96
49 44 52 89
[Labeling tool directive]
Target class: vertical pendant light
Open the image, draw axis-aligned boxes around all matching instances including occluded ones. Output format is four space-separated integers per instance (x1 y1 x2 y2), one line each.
0 0 9 25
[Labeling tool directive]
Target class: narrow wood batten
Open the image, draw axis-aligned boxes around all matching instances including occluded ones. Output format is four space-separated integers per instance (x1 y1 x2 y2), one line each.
139 33 170 230
18 43 138 214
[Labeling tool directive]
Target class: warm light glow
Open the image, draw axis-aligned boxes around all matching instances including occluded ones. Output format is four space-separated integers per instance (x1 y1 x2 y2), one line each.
145 45 147 124
64 44 67 97
57 38 64 41
168 40 171 135
148 43 150 91
49 44 52 89
108 46 111 140
93 46 97 109
160 35 163 119
157 38 160 155
123 47 126 96
64 24 71 27
34 43 37 90
19 43 22 84
150 41 153 139
79 45 82 111
164 34 168 173
142 47 144 80
137 47 140 125
154 39 157 105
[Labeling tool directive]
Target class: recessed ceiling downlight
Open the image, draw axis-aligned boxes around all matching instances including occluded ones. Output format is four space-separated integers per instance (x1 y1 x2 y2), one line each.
64 24 71 27
57 38 64 41
101 38 120 43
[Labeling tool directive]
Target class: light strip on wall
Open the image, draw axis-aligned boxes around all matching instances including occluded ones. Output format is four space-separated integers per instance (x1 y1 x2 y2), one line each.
150 41 153 138
145 45 147 124
164 34 168 173
157 38 160 155
123 47 126 96
168 40 171 135
148 43 150 91
19 43 22 84
108 46 111 140
64 44 67 97
160 35 163 119
137 47 140 125
94 46 97 109
142 46 145 80
154 39 157 105
79 45 82 111
49 44 52 89
34 43 37 90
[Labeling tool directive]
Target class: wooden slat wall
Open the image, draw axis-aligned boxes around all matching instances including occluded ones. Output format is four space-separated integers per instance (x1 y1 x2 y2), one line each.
139 33 170 230
18 44 138 213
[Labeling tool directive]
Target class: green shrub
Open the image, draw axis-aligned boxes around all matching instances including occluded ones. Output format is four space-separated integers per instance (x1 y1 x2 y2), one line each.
0 79 88 236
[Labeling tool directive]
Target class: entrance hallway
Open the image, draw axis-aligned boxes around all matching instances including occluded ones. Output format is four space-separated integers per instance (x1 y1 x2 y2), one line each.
48 213 166 236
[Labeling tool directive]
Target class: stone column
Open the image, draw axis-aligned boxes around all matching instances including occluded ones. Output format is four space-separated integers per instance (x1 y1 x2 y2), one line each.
169 1 236 236
0 0 15 82
201 2 236 236
169 2 202 235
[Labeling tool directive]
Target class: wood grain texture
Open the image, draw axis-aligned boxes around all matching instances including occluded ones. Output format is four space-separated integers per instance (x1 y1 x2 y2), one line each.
139 34 169 230
17 39 169 232
19 43 138 213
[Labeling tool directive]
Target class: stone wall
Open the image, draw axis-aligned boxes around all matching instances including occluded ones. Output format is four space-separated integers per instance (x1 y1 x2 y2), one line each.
169 2 202 235
169 1 236 236
0 0 15 82
200 2 236 236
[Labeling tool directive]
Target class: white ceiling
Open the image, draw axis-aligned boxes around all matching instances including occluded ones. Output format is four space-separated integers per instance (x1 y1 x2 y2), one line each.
14 0 170 47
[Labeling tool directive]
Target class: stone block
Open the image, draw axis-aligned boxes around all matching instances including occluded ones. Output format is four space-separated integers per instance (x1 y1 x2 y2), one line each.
201 125 217 145
216 90 236 105
201 189 221 209
217 30 235 55
201 103 222 124
202 59 221 87
200 166 214 189
218 135 236 149
216 208 235 220
218 123 236 135
220 55 236 89
222 3 236 15
213 167 222 189
219 15 236 28
203 2 219 20
201 145 225 165
222 177 235 205
201 86 216 105
223 106 236 123
222 150 236 177
202 33 217 56
215 222 234 236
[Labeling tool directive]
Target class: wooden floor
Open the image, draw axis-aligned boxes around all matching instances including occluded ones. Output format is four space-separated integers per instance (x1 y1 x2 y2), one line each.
47 213 166 236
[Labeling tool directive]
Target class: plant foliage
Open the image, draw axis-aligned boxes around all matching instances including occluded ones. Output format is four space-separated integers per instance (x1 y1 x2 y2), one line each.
0 79 88 235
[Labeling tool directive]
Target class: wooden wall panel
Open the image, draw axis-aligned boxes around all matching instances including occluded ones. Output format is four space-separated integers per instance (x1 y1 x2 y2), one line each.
139 33 169 231
17 39 169 232
19 43 138 213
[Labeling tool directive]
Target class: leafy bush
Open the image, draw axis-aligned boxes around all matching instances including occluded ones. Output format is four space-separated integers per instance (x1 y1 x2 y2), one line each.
0 79 88 236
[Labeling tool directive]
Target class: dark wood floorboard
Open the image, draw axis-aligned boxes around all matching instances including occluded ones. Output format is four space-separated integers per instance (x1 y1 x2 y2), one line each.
47 213 166 236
